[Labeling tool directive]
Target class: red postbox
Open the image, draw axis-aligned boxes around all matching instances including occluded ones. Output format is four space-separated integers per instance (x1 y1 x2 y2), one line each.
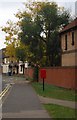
40 69 46 79
40 69 46 91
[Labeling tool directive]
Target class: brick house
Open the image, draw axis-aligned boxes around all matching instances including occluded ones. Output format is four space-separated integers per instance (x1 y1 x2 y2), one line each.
60 18 77 66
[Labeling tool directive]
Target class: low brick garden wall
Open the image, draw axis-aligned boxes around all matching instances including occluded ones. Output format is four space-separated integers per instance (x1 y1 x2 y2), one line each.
25 67 77 89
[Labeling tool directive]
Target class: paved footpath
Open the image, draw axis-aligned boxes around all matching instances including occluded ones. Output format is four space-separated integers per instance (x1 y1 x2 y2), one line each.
39 96 77 109
2 81 50 118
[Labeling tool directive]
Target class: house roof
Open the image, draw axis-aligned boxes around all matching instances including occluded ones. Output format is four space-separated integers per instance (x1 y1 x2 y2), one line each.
0 48 9 59
2 48 6 58
60 18 77 34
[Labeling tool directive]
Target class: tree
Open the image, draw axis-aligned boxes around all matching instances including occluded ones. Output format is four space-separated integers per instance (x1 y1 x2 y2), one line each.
16 9 45 65
2 1 71 67
1 20 20 62
15 42 29 62
16 1 71 67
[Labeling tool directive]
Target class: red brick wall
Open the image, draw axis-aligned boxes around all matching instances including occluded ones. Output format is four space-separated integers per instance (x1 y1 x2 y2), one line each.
39 67 76 89
25 67 76 89
25 68 33 78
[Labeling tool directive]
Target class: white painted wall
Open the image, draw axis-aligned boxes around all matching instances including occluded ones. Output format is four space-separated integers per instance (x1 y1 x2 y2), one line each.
2 64 9 73
19 63 23 74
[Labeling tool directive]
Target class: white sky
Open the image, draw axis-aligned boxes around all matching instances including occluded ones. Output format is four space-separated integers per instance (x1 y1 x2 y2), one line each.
0 0 76 49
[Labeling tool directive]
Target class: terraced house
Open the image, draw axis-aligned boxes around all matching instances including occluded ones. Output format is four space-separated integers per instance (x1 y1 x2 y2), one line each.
60 18 77 66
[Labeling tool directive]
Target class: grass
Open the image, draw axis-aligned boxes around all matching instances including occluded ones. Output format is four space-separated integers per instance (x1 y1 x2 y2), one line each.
43 104 77 118
32 82 76 101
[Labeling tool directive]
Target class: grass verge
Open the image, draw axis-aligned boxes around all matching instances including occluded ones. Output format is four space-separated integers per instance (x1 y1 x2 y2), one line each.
43 104 77 118
32 82 76 101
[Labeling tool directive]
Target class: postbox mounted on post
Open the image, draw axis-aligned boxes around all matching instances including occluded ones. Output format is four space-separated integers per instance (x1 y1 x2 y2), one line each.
40 69 46 91
40 69 46 79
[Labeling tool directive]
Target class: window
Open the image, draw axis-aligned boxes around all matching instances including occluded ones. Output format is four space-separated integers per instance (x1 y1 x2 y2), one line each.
65 34 67 50
72 32 74 45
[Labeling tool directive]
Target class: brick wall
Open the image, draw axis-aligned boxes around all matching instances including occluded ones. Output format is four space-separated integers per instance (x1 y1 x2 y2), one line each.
61 30 76 51
25 67 76 89
39 67 76 89
61 29 77 66
62 52 76 66
25 68 33 78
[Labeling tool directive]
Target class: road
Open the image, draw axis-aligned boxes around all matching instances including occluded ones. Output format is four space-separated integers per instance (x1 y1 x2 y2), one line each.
2 75 12 91
1 75 50 119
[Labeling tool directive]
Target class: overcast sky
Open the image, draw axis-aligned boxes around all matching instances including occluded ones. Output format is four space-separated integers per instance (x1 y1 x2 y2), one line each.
0 0 76 49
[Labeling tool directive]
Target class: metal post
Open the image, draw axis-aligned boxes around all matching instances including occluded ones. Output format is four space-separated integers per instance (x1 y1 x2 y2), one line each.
43 78 44 91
